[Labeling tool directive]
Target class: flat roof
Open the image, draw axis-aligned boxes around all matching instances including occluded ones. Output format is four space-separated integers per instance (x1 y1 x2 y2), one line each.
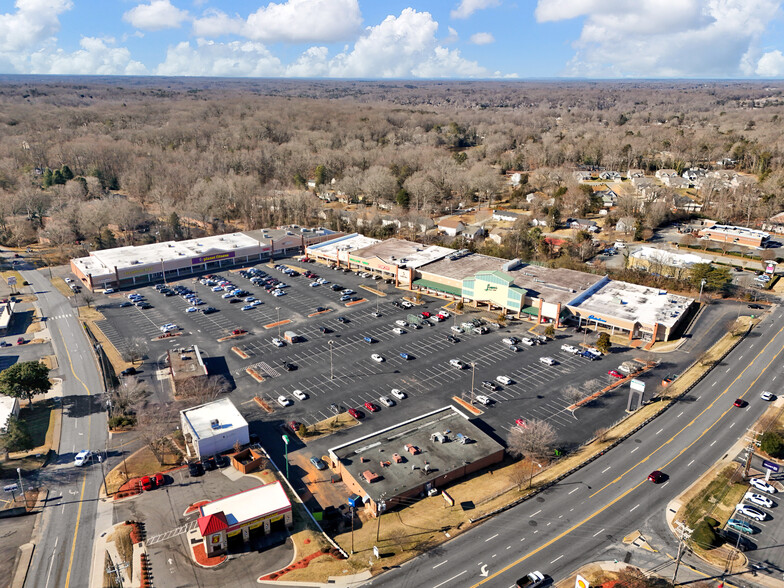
244 226 336 243
181 397 247 441
0 396 17 432
329 406 504 504
630 246 705 268
350 239 454 269
306 233 380 257
200 481 290 526
169 345 207 381
569 280 694 328
702 224 770 239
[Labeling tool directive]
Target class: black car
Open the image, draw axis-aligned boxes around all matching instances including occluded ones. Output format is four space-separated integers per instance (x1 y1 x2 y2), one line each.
446 335 460 343
202 306 217 314
214 454 230 469
281 361 296 371
201 456 217 471
229 297 241 303
331 284 343 291
315 307 327 313
319 326 332 334
163 290 175 296
481 380 498 391
748 304 763 309
289 271 300 277
119 301 133 308
337 317 349 323
188 462 204 477
139 303 152 309
120 367 138 376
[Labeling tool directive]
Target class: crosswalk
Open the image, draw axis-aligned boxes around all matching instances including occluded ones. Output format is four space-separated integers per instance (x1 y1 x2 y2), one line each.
146 520 199 545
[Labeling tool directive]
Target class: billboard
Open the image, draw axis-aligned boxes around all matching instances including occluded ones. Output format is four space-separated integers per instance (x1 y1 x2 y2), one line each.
192 251 236 265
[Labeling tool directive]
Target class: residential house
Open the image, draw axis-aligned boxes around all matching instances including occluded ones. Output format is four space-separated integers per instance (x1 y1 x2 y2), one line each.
573 171 593 183
598 171 622 183
626 169 645 180
488 227 512 245
530 217 552 231
763 212 784 235
492 210 521 223
462 226 485 241
682 168 708 182
672 194 702 213
662 176 690 189
438 218 466 237
569 218 599 233
615 216 636 235
592 184 618 208
307 179 317 189
654 169 679 181
731 174 757 189
505 171 525 186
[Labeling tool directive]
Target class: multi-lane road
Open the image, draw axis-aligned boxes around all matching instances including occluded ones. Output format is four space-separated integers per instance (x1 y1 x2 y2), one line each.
366 307 784 588
15 262 107 588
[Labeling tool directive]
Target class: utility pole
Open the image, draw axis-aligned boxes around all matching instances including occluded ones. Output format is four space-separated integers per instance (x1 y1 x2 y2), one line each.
743 429 761 478
98 454 108 496
672 521 693 583
350 506 355 554
470 362 476 405
276 306 281 339
16 468 25 508
328 341 334 380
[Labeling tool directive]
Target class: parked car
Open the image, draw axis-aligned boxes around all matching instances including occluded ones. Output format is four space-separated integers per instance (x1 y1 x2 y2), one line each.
277 395 292 407
310 457 327 471
120 367 138 376
449 359 467 369
749 478 777 493
348 408 363 419
188 462 204 477
496 375 513 385
475 395 491 405
481 380 498 391
371 354 384 363
561 344 579 354
399 352 412 360
502 337 520 345
379 396 395 407
393 327 406 335
272 338 285 347
293 390 308 400
735 503 766 521
539 357 556 366
214 455 230 469
390 389 406 400
725 518 757 535
744 492 774 508
608 370 624 378
364 402 379 413
521 338 535 346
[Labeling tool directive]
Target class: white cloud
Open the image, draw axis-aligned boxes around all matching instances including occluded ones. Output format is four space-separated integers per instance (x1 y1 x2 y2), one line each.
123 0 189 31
535 0 782 77
451 0 500 19
444 26 459 44
29 37 147 75
469 32 495 45
0 0 72 53
192 0 362 43
285 46 330 77
756 50 784 76
156 39 283 76
327 8 488 78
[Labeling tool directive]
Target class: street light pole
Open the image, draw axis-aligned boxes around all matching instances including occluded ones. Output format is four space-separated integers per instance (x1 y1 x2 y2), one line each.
281 434 289 480
328 341 334 380
470 362 476 404
699 278 706 304
276 306 281 339
16 468 26 507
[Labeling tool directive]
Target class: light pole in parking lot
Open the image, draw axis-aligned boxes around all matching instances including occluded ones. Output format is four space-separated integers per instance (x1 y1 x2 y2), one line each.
328 340 334 380
281 434 289 480
698 278 706 304
470 362 476 405
276 306 281 339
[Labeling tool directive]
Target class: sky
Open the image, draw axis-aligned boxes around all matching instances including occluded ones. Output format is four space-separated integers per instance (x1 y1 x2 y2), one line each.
1 0 783 78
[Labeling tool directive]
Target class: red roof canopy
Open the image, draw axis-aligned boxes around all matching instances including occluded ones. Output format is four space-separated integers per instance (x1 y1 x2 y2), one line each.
198 512 229 536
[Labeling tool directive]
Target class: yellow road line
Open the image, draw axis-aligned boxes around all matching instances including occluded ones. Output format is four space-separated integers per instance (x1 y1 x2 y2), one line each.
56 323 94 588
590 323 784 499
473 330 784 587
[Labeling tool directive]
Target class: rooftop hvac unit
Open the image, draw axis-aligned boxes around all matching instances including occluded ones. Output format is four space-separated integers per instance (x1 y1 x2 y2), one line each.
210 419 220 429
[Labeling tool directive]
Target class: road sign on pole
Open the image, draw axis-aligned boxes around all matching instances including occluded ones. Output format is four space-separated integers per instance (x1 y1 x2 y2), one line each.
630 379 645 392
762 460 780 473
6 276 16 286
373 545 379 559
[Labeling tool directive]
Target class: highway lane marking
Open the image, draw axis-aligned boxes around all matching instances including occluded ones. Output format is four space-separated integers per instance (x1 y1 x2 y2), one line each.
568 488 580 495
589 324 784 500
710 440 717 446
550 555 564 564
592 528 604 537
661 481 669 487
433 570 467 588
630 504 639 512
630 447 639 453
601 466 611 472
529 510 541 517
433 561 448 569
656 428 663 435
688 460 695 466
507 546 512 549
712 382 717 386
485 534 498 542
677 411 683 417
729 422 735 428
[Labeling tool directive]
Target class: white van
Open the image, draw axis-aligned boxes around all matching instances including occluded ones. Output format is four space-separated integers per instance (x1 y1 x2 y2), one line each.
614 241 626 249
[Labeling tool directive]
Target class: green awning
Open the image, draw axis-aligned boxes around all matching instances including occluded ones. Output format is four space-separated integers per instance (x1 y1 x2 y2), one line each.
413 279 462 297
521 306 539 316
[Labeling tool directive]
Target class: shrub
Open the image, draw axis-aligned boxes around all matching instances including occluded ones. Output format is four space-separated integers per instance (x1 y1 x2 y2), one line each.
704 516 719 528
760 431 784 458
691 519 720 549
109 415 136 429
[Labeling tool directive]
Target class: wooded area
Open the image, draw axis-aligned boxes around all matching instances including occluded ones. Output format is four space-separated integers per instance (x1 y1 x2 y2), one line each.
0 76 782 264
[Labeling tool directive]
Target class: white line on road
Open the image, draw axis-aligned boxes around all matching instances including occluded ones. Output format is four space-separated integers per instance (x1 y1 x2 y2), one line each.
713 382 717 386
529 510 541 517
739 356 744 360
601 466 611 473
432 571 467 588
729 422 735 428
656 428 663 435
568 487 580 495
710 440 717 446
506 546 512 550
677 411 684 417
521 537 525 541
630 504 639 512
688 460 695 466
726 367 731 373
774 376 778 382
630 447 639 453
662 481 669 488
433 561 448 569
550 555 564 564
593 528 605 537
485 534 498 542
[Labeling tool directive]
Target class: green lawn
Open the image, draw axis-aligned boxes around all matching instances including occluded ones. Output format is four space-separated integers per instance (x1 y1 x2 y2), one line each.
19 398 56 448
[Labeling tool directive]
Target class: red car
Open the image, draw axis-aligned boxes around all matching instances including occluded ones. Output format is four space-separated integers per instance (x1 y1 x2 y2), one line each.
515 418 528 428
140 476 154 491
348 408 363 419
607 370 624 379
733 398 746 408
152 472 164 487
289 420 301 432
647 470 666 483
364 402 379 413
421 311 431 318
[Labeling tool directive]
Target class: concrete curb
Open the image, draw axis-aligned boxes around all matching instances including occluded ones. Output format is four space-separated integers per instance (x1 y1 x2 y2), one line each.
10 543 34 588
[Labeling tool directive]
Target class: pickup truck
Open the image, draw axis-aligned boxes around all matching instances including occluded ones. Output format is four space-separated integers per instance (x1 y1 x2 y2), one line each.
516 571 546 588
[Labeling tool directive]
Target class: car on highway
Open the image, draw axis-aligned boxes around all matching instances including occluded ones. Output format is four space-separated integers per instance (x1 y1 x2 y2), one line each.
310 457 327 471
348 408 363 419
399 352 412 360
390 389 406 400
725 518 756 535
647 470 666 483
293 390 308 400
481 380 498 391
277 395 292 407
496 375 513 385
371 354 384 363
379 396 395 407
516 570 546 588
744 492 774 508
364 402 379 413
449 359 467 369
561 344 579 354
749 478 777 493
608 370 624 378
760 391 775 401
393 327 406 335
74 450 91 467
475 395 491 405
733 398 747 407
735 503 766 521
272 338 285 347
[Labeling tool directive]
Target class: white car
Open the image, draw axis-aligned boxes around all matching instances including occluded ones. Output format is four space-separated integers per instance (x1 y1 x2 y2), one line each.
371 354 384 363
475 395 491 405
277 395 292 407
587 347 602 356
104 288 115 294
309 281 320 287
272 338 285 347
561 344 579 354
251 300 263 307
344 289 355 295
272 290 285 297
502 337 517 345
395 320 408 327
496 375 513 385
392 327 406 335
744 492 774 508
74 449 91 466
379 396 395 407
761 391 775 401
439 311 450 318
449 359 466 369
522 338 535 346
241 305 253 311
735 503 766 521
451 326 463 333
160 324 177 333
749 478 777 493
222 292 234 299
391 389 407 400
293 390 308 401
400 301 412 309
185 306 197 313
65 277 73 283
212 285 223 292
539 357 556 366
244 296 256 302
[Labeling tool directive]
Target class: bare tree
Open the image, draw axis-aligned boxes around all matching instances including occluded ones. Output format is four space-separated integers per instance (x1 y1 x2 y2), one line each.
507 418 557 487
177 375 231 405
136 403 177 464
109 377 148 417
79 291 94 308
121 337 148 365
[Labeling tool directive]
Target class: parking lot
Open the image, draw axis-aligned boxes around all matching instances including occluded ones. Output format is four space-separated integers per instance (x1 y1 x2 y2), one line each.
88 259 751 510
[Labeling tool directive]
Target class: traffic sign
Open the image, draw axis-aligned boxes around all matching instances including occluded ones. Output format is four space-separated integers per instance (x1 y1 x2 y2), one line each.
3 483 18 493
762 460 780 473
6 276 16 286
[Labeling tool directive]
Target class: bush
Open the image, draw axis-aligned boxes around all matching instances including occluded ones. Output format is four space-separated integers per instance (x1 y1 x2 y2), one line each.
704 516 719 528
691 519 720 549
0 417 33 451
760 431 784 458
109 415 136 429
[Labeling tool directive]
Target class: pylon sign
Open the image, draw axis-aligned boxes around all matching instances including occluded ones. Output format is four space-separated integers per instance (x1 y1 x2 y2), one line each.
575 575 590 588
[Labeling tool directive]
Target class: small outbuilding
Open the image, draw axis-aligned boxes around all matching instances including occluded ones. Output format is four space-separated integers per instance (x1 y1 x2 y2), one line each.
180 397 248 459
